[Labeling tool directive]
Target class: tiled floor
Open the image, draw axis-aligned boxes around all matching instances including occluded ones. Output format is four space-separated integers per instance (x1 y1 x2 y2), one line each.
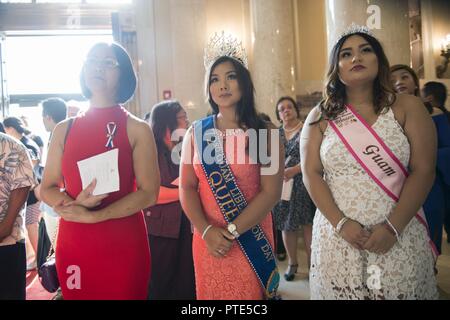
277 230 450 300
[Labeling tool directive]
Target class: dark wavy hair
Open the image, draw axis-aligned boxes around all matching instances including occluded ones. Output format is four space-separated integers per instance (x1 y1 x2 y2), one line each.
423 81 450 122
80 42 137 104
275 96 300 122
150 100 183 152
319 32 396 121
3 116 31 135
41 97 67 123
205 56 266 131
390 64 420 97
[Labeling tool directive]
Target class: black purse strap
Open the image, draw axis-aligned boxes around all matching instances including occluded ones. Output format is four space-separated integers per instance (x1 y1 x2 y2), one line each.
47 117 75 259
63 117 75 149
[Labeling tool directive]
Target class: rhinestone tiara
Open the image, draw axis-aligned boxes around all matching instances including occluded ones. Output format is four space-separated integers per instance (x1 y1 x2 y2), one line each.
336 23 375 43
204 31 248 70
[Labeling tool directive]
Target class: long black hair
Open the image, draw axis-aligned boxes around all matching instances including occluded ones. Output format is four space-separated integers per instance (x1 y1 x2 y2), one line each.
3 116 31 135
150 100 183 152
319 32 396 121
205 56 266 131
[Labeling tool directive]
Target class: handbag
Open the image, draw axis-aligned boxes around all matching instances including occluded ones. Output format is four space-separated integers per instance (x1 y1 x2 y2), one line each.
38 219 60 293
36 217 51 270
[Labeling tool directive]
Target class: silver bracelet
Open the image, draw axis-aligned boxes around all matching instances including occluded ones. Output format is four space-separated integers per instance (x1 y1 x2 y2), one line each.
335 217 349 235
385 218 400 242
201 225 213 240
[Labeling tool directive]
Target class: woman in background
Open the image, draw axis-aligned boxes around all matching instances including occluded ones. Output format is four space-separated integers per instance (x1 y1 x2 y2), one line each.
145 100 196 300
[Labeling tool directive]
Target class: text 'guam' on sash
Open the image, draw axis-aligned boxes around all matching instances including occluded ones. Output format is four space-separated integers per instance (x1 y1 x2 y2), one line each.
362 145 396 176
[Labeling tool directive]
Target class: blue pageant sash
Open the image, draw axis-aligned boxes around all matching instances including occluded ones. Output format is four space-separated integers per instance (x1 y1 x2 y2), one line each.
194 116 280 299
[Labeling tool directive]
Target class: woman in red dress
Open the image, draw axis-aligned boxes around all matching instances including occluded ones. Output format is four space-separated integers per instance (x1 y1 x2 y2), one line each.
41 42 160 300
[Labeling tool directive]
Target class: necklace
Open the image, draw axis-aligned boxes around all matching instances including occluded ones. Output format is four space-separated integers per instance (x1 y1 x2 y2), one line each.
283 121 302 133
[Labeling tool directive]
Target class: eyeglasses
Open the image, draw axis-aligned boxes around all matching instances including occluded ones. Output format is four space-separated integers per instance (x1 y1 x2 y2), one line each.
84 57 120 69
176 114 188 120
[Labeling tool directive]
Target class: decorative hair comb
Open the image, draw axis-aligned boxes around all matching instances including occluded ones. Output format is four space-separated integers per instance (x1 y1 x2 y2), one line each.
336 23 375 44
204 31 248 70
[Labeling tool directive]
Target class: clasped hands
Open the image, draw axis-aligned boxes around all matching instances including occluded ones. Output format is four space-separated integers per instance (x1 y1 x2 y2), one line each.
53 179 109 224
339 219 397 255
203 226 236 258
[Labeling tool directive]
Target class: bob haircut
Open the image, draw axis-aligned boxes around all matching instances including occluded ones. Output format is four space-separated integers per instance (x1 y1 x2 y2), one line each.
80 42 137 104
150 100 183 151
319 32 396 121
390 64 420 97
275 96 300 122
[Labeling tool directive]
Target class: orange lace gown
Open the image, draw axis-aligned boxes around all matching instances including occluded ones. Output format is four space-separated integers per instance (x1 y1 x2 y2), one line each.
192 131 275 300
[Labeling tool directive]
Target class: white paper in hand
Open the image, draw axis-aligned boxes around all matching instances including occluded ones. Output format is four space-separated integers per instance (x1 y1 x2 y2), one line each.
281 178 293 201
77 149 120 196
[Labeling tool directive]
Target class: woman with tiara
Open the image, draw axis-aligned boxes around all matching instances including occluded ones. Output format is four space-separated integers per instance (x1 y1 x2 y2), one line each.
180 32 283 300
301 25 438 299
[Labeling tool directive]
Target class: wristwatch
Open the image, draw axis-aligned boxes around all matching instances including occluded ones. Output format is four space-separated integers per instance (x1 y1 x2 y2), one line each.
227 223 240 238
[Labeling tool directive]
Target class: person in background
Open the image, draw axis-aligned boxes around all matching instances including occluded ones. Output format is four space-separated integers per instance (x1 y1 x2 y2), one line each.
39 98 68 244
273 97 315 281
3 116 41 271
390 64 420 97
421 81 450 249
390 65 449 254
0 131 36 299
144 100 196 300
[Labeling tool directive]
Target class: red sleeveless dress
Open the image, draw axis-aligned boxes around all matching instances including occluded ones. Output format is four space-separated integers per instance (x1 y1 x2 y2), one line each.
56 105 151 300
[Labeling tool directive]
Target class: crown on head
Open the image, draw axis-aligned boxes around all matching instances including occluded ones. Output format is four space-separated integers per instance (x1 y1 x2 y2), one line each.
337 23 375 44
204 31 248 70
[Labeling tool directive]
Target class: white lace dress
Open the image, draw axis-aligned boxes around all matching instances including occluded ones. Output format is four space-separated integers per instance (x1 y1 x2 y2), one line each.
310 108 438 300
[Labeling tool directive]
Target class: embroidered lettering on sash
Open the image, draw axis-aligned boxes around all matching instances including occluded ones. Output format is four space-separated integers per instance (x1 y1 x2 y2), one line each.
362 145 396 176
194 116 280 299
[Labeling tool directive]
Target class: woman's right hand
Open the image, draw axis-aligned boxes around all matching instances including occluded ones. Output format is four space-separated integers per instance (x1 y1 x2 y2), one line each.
203 226 235 258
339 219 371 250
68 179 109 209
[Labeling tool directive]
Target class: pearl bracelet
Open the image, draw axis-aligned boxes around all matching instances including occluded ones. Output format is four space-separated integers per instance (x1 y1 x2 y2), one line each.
201 225 213 240
335 217 349 235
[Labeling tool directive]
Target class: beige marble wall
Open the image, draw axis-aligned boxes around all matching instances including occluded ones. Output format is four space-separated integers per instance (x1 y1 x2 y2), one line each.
421 0 450 108
135 0 251 120
325 0 410 66
293 0 327 100
250 0 296 118
134 0 158 118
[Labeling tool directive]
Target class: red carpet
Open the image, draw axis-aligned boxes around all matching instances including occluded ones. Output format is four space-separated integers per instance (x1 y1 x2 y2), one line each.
26 270 55 300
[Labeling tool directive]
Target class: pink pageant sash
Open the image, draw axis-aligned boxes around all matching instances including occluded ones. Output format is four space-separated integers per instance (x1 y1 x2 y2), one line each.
329 105 438 260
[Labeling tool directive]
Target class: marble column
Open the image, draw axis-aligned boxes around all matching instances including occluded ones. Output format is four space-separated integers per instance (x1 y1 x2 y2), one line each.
325 0 411 66
250 0 296 117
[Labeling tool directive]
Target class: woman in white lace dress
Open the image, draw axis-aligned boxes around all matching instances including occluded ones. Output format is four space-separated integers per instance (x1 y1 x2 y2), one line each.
300 27 438 299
